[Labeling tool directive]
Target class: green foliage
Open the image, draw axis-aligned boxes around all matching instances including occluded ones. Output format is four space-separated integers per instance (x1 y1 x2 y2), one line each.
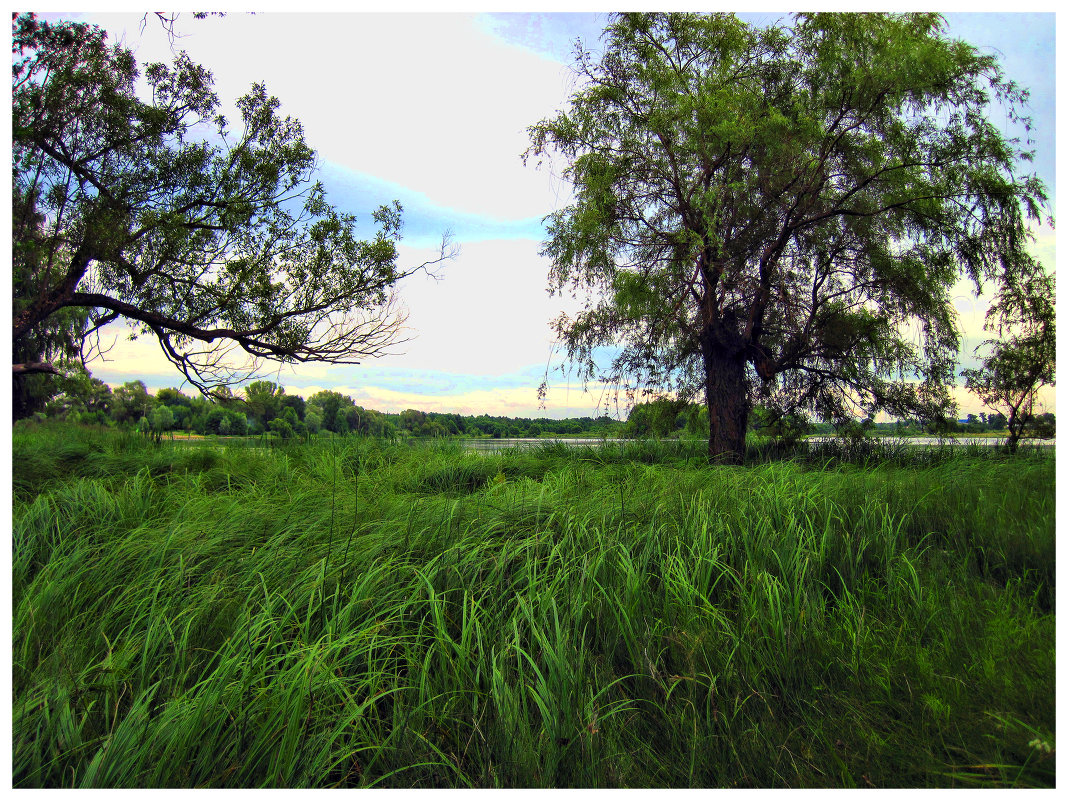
110 381 154 424
155 388 191 408
11 426 1055 787
11 13 450 399
279 393 305 421
750 406 812 446
42 365 113 419
526 12 1050 460
201 406 247 436
625 397 688 437
229 410 249 437
11 180 92 417
268 416 295 439
306 390 354 434
962 269 1055 453
149 404 174 432
243 381 286 430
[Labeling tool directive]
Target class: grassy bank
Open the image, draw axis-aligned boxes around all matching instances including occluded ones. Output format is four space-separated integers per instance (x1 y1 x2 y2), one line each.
12 422 1056 787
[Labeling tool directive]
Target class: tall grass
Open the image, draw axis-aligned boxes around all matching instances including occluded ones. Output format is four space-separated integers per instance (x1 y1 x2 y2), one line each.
12 422 1055 787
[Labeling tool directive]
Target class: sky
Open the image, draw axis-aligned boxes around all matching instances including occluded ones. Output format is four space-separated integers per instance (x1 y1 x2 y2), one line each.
26 5 1059 419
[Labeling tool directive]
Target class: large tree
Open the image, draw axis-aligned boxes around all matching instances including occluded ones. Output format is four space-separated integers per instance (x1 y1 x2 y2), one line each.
242 379 286 430
305 389 355 434
526 12 1050 462
12 13 452 409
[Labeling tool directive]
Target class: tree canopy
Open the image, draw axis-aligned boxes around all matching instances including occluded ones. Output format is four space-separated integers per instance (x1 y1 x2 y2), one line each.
526 12 1051 462
962 268 1055 452
11 13 452 409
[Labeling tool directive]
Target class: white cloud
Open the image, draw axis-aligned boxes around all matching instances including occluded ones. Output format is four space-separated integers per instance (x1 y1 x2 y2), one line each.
84 12 575 221
370 238 579 373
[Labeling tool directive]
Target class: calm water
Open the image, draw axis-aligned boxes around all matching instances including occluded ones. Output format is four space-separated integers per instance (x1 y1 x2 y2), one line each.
453 437 611 452
447 436 1055 452
168 434 1053 451
807 435 1055 447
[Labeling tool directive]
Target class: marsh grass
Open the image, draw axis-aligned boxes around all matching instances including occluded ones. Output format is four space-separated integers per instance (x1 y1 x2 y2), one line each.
12 422 1055 787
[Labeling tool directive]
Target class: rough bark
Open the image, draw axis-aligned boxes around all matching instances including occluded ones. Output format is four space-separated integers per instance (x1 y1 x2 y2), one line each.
12 248 93 343
1005 408 1024 455
701 326 749 464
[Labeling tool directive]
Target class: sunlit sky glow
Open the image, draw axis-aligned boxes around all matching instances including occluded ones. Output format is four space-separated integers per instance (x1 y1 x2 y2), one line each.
29 5 1058 418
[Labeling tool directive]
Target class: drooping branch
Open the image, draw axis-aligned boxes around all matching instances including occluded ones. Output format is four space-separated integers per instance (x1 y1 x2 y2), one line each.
13 361 62 376
12 15 458 402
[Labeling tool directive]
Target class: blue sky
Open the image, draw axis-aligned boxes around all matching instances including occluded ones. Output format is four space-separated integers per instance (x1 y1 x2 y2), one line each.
44 8 1057 418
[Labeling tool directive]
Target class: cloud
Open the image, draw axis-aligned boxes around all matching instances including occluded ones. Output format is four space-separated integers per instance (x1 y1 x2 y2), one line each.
364 238 580 374
68 12 576 223
87 322 618 420
316 162 546 248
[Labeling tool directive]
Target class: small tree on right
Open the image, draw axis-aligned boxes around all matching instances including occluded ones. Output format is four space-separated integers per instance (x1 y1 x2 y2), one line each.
962 269 1055 453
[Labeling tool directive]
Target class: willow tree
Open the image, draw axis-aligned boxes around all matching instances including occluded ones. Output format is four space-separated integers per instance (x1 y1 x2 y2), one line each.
526 12 1050 463
12 14 452 408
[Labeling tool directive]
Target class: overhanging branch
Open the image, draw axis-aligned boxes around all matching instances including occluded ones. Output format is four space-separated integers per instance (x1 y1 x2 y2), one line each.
13 361 62 376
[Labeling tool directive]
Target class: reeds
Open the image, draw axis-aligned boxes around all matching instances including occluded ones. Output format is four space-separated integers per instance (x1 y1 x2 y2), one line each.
11 424 1055 787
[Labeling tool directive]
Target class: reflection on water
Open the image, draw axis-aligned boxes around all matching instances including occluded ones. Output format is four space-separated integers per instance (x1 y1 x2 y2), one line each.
425 436 1055 452
452 437 609 452
170 434 1054 452
807 436 1055 447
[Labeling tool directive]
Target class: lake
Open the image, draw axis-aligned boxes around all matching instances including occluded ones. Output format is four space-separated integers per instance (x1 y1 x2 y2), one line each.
442 436 1055 452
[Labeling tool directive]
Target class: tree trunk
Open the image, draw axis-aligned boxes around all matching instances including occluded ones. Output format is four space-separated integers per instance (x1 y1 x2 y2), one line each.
12 249 92 343
702 331 749 465
1006 409 1022 455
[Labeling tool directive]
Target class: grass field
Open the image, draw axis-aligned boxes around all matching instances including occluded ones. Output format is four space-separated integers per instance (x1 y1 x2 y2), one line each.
11 421 1056 787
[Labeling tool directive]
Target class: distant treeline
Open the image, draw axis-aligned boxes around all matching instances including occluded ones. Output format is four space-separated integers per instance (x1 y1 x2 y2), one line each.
32 374 625 439
34 370 1045 439
610 397 1044 439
